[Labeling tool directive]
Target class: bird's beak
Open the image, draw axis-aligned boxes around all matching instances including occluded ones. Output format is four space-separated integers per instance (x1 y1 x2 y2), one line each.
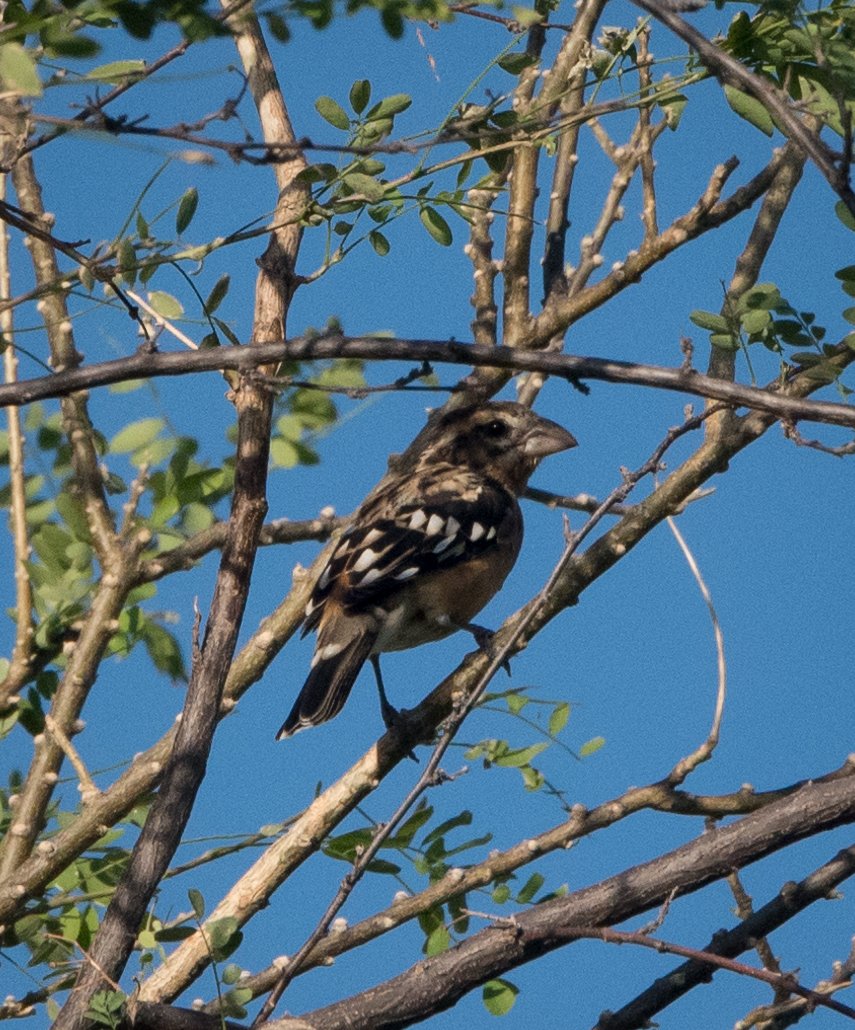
523 417 578 458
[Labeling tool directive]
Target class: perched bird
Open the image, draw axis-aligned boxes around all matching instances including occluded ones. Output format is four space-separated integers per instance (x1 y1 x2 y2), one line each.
277 401 577 739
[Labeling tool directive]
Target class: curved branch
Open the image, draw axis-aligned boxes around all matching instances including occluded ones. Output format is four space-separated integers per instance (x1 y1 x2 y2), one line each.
3 336 855 430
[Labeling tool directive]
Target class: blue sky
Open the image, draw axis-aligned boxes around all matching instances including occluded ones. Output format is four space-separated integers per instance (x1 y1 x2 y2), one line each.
2 0 855 1025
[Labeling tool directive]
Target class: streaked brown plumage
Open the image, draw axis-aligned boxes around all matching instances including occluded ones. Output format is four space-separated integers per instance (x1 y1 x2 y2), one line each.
277 401 576 739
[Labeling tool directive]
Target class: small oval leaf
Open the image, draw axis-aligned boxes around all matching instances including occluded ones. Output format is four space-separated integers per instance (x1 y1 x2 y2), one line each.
176 187 199 234
315 95 350 130
723 85 774 136
420 207 453 246
483 979 519 1016
148 291 184 319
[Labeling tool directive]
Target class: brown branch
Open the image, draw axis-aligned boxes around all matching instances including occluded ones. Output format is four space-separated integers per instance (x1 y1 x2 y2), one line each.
706 140 807 438
134 512 344 586
52 377 273 1030
0 172 33 710
3 336 855 431
631 0 855 215
249 776 855 1029
597 842 855 1029
52 2 303 1025
579 927 855 1023
0 149 130 879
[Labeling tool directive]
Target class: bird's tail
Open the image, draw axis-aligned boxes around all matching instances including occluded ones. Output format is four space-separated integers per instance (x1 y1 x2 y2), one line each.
276 615 376 739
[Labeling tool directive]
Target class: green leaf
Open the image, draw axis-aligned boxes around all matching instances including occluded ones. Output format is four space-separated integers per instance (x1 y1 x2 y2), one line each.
87 60 146 83
516 872 545 904
492 883 511 904
548 702 570 736
580 735 605 757
424 923 451 956
189 887 205 920
204 274 230 314
206 916 241 961
350 79 371 114
506 693 528 715
493 742 548 768
110 418 165 454
366 93 412 120
843 307 855 325
369 229 390 256
265 11 290 41
659 92 687 129
512 5 543 26
834 200 855 231
498 52 537 75
148 291 184 319
420 207 453 246
380 7 404 38
222 963 243 985
483 978 519 1016
740 308 771 334
0 43 42 96
710 333 739 351
342 173 386 202
689 310 729 332
176 187 199 234
315 95 350 130
421 810 473 846
118 238 136 285
723 85 774 136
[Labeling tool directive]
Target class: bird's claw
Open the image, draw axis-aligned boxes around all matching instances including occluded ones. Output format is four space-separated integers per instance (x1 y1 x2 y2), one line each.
380 700 418 763
468 625 512 677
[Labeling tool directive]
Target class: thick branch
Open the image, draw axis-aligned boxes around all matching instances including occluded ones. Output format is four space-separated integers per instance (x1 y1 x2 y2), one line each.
128 776 855 1030
3 337 855 430
52 378 273 1030
286 777 855 1029
597 842 855 1029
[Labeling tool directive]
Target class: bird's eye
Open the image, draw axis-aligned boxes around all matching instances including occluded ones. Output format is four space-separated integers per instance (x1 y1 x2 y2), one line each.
484 419 509 438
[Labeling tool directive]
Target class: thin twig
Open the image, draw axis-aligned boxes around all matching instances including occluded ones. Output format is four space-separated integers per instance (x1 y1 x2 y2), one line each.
0 172 33 710
665 512 727 784
44 716 101 804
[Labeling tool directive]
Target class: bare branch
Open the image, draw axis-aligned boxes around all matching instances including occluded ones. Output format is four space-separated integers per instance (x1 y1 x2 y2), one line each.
3 336 855 431
597 842 855 1030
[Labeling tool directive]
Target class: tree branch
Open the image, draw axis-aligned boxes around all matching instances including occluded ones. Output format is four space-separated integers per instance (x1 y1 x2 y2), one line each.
3 336 855 430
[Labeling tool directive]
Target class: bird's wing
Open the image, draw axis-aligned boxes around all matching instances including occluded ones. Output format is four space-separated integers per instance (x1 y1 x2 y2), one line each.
303 483 516 632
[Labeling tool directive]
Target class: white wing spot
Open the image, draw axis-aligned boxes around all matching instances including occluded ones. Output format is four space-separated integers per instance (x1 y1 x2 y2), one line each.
363 528 384 546
470 522 485 542
440 542 466 561
318 565 332 590
359 567 383 586
408 509 428 530
312 641 346 666
352 548 379 573
433 536 454 554
394 567 419 580
426 514 445 536
486 526 497 540
445 516 460 537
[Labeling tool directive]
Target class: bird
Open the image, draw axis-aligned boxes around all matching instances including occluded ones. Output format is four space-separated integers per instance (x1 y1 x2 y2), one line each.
276 401 577 740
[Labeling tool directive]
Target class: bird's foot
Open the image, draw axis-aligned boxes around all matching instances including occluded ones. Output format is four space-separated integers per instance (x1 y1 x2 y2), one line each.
466 623 512 677
380 698 418 763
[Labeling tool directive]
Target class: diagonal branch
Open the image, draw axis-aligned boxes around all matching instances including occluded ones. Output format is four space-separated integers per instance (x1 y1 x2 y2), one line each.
260 777 855 1029
631 0 855 215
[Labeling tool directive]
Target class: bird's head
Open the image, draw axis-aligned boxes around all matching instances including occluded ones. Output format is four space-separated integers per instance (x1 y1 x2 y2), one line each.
417 401 577 494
